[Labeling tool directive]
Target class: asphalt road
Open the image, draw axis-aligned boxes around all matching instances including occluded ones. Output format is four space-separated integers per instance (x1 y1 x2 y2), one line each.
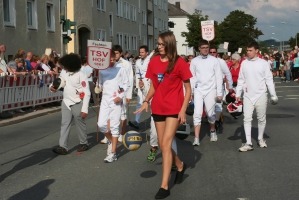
1 79 299 200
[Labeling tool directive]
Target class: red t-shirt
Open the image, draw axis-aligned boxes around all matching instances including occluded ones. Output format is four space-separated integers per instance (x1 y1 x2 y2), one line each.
230 65 241 83
146 56 192 115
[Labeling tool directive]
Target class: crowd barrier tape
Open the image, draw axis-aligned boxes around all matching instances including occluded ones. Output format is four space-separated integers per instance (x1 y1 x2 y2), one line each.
0 73 63 113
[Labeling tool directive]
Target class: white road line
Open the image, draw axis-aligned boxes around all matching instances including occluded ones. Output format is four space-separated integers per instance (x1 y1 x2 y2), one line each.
286 95 299 96
275 91 283 92
284 98 298 100
276 86 299 88
277 96 283 97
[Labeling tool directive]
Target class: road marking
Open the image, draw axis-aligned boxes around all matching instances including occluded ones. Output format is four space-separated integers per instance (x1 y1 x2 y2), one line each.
276 91 283 92
284 98 298 100
276 86 299 88
286 95 299 96
277 96 283 97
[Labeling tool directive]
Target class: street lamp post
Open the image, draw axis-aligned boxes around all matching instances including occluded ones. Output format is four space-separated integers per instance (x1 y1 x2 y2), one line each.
281 21 298 48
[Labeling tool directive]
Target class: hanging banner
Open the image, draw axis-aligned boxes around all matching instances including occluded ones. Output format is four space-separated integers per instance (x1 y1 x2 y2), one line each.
87 40 112 70
238 48 242 54
201 20 215 41
223 42 229 50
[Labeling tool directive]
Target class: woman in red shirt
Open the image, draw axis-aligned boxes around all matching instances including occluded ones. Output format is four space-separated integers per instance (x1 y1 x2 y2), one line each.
230 53 241 88
135 32 192 199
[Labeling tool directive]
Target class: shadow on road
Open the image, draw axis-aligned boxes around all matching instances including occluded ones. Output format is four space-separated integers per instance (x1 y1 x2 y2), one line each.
0 149 57 183
8 179 55 200
227 125 270 144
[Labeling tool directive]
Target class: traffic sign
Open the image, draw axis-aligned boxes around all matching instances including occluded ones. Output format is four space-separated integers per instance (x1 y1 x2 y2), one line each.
201 20 215 41
87 40 112 70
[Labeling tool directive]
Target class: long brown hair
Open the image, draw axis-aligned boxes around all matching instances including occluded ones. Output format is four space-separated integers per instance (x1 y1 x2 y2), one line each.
159 32 179 74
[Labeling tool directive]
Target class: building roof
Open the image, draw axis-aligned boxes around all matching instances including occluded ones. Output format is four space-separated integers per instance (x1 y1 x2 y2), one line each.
168 2 189 17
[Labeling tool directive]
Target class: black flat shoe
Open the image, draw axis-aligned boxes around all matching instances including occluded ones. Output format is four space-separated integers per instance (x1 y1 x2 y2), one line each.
155 188 170 199
174 162 187 184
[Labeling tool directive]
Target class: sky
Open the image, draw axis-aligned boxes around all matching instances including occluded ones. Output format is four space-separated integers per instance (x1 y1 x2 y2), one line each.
168 0 299 42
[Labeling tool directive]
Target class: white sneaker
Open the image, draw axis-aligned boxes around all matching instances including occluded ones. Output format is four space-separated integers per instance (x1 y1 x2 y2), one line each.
100 137 108 144
258 138 267 148
193 138 200 146
104 152 117 163
239 143 254 152
118 135 123 143
210 131 218 142
16 108 25 113
107 142 112 156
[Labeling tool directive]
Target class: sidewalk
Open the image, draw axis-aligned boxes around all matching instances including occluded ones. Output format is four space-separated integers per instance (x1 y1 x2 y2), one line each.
0 105 61 127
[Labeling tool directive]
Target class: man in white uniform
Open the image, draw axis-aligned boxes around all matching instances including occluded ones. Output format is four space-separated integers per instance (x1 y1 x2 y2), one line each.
236 41 278 152
129 45 154 129
209 46 233 130
97 51 130 162
190 40 223 146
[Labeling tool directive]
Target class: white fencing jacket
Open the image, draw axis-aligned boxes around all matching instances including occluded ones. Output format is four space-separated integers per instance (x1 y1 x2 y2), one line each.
236 58 276 104
218 58 233 90
190 55 223 96
135 52 154 90
98 64 129 102
117 57 133 99
57 69 91 114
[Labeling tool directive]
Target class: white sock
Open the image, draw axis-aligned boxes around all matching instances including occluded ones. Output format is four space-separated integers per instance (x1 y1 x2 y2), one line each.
258 124 266 140
244 126 252 145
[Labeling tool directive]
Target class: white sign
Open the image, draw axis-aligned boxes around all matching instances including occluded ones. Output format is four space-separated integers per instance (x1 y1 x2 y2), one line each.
201 20 215 41
295 45 298 50
223 42 229 50
238 48 242 54
87 40 112 70
228 52 231 56
187 46 194 55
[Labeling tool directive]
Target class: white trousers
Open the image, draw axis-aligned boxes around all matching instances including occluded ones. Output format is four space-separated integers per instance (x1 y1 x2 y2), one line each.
193 89 216 125
98 98 122 137
120 98 127 120
135 88 145 123
243 93 267 127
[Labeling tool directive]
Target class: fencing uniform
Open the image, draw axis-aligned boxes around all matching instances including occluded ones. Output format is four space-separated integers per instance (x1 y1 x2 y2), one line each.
97 64 129 137
190 55 223 125
236 57 276 145
134 52 154 123
52 69 91 151
215 58 233 119
117 57 133 120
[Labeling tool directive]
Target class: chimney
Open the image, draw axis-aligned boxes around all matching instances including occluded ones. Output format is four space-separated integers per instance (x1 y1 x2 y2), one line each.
175 2 180 9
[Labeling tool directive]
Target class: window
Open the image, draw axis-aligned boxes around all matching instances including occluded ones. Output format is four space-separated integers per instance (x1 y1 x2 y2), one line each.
143 36 147 46
154 17 158 29
142 11 146 25
138 0 140 13
97 0 105 11
3 0 15 26
154 0 157 5
132 36 137 50
117 0 123 17
126 3 130 19
98 29 106 41
139 23 141 40
124 34 128 50
158 18 162 31
127 35 130 50
164 0 167 11
117 33 123 47
27 0 37 29
158 0 161 9
109 13 113 36
131 5 136 21
46 4 55 32
164 21 167 31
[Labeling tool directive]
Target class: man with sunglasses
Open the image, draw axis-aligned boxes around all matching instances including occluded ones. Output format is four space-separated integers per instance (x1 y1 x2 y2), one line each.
190 40 223 146
209 46 233 130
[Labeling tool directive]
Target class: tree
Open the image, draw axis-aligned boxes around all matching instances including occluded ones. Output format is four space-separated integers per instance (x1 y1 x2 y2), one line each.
258 41 269 54
218 10 263 53
181 9 221 51
288 33 299 49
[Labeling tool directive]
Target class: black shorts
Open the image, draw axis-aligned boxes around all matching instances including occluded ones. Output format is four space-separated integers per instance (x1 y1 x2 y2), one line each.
152 114 178 122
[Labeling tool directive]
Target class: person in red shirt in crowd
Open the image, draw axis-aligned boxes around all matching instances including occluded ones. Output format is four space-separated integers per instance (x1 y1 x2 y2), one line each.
230 53 242 88
135 32 192 199
223 55 232 68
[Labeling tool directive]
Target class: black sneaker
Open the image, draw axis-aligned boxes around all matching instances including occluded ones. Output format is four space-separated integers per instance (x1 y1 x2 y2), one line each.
128 121 139 129
77 144 89 152
155 188 170 199
174 162 187 184
52 146 68 155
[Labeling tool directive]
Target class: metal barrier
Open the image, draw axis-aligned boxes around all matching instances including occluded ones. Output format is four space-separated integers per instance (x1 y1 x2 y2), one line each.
0 74 63 113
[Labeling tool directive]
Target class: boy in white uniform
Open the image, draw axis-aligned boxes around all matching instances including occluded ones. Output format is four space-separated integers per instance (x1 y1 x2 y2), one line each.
100 45 133 143
50 54 91 155
129 46 154 129
190 40 223 146
236 41 278 152
97 51 130 162
209 46 233 130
